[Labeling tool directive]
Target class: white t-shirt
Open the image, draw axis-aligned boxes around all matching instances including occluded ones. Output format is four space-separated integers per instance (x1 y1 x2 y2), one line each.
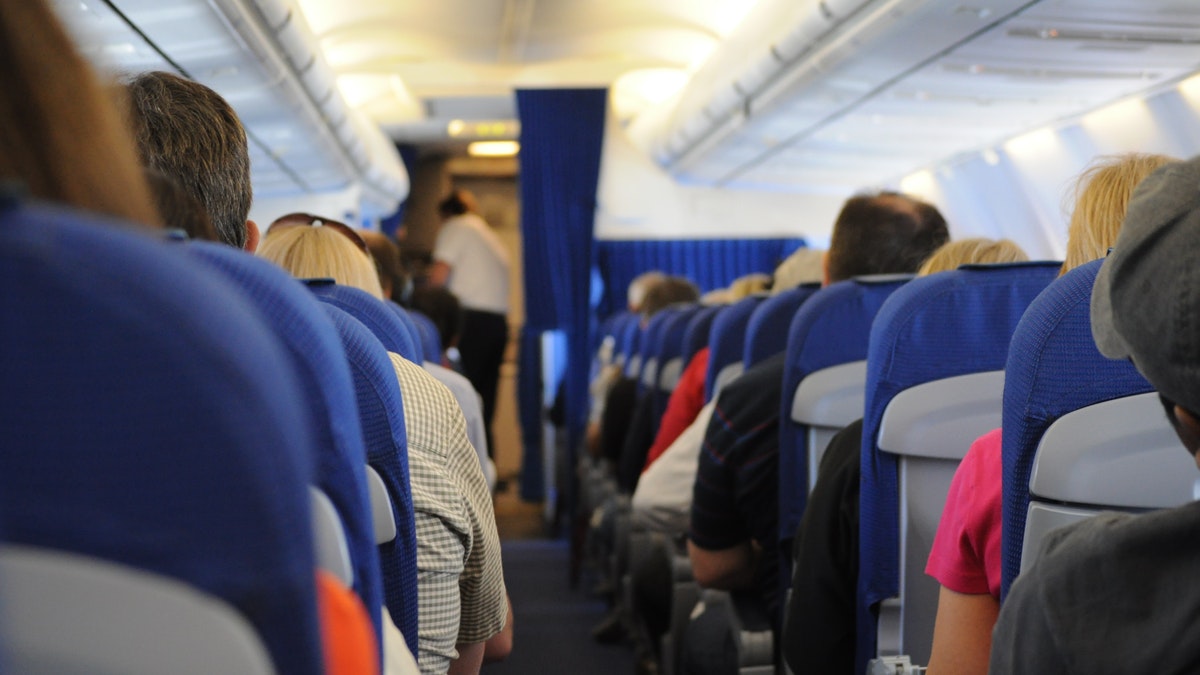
630 401 717 534
433 213 510 314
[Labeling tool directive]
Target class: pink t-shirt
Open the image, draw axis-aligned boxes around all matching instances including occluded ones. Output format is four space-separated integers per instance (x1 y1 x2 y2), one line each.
925 427 1003 599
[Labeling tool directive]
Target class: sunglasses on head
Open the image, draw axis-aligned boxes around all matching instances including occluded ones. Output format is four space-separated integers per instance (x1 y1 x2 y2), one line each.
267 212 370 256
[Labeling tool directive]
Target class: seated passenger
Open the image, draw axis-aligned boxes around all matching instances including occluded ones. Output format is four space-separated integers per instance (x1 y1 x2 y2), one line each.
410 285 497 492
990 154 1200 673
258 218 509 675
689 193 951 660
782 234 1026 675
922 154 1176 675
1 5 378 672
123 75 405 673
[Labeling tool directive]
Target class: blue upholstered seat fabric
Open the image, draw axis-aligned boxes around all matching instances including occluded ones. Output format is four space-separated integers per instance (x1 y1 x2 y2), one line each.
857 262 1060 672
318 304 421 656
407 308 443 363
650 304 702 420
0 198 324 675
777 277 911 552
744 284 819 369
682 304 722 367
704 295 765 401
183 243 384 649
308 281 422 363
999 259 1152 600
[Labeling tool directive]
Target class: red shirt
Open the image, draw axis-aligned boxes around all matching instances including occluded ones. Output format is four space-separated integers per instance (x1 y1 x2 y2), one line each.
642 347 710 472
925 428 1003 599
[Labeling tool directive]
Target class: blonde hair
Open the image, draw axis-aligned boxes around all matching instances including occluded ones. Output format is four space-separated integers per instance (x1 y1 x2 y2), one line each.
727 273 771 300
917 238 1029 276
771 248 825 295
1062 153 1178 274
0 0 159 227
258 224 385 299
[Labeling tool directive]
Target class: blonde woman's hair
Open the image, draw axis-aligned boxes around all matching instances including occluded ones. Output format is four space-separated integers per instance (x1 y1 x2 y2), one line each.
917 238 1029 276
0 0 160 227
1062 153 1179 274
727 273 771 300
258 224 385 299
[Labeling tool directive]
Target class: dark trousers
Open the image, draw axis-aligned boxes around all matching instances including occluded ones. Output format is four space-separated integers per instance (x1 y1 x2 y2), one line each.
458 308 508 457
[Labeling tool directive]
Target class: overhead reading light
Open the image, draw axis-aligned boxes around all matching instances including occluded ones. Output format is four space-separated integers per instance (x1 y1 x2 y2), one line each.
447 119 466 136
468 141 519 157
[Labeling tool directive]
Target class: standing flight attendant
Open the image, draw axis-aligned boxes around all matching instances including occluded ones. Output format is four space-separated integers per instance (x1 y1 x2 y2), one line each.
430 189 510 459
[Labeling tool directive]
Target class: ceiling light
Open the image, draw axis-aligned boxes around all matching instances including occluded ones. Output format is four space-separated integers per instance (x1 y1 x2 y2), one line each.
447 119 465 136
981 149 1000 166
468 141 519 157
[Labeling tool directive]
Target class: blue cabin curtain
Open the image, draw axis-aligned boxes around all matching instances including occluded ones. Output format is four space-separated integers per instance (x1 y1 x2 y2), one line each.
516 88 608 501
594 238 807 317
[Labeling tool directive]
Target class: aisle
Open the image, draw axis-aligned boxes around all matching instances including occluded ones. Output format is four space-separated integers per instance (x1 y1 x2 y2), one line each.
484 537 634 674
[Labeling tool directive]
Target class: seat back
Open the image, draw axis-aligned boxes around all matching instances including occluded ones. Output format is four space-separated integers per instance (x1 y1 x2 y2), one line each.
183 244 383 642
0 199 324 675
777 276 912 559
408 308 443 363
0 545 276 675
1001 260 1154 598
682 304 722 365
1021 392 1191 573
858 262 1060 671
307 280 422 362
705 295 766 401
638 308 678 395
652 305 704 421
743 284 818 369
317 303 421 657
619 312 643 374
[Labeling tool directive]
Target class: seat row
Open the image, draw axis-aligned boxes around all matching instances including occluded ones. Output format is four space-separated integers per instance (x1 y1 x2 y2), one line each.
590 256 1186 674
0 195 451 673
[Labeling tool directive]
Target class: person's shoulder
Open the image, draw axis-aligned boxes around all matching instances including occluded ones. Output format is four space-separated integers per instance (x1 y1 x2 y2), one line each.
715 353 786 414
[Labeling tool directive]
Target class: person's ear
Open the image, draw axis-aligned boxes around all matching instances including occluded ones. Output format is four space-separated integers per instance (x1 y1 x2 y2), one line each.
1172 405 1200 468
244 219 260 253
821 251 831 287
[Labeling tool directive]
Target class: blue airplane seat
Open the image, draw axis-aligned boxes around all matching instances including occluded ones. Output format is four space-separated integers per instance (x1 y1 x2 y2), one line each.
651 304 704 421
1000 259 1153 600
318 304 420 656
0 197 324 675
857 261 1060 673
407 308 443 362
308 281 422 363
777 276 911 560
743 284 819 369
704 295 766 402
681 304 722 368
618 312 643 375
183 243 384 645
636 307 678 395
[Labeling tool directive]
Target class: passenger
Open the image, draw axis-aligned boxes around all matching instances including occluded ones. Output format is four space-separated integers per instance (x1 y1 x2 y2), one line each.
641 247 826 477
409 285 498 493
143 169 219 242
0 1 159 228
121 74 395 674
990 155 1200 673
922 154 1176 675
124 71 257 250
781 232 1025 675
428 189 510 459
916 237 1027 276
586 270 668 455
688 192 949 675
359 227 413 305
1 4 378 674
258 217 511 675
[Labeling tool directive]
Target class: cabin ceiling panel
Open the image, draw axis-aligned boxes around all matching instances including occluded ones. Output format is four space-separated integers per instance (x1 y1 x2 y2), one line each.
662 0 1200 194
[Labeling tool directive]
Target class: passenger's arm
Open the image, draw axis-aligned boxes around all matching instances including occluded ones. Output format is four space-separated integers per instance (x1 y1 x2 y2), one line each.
448 641 484 675
687 539 760 590
428 260 452 287
483 595 514 663
925 587 999 675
